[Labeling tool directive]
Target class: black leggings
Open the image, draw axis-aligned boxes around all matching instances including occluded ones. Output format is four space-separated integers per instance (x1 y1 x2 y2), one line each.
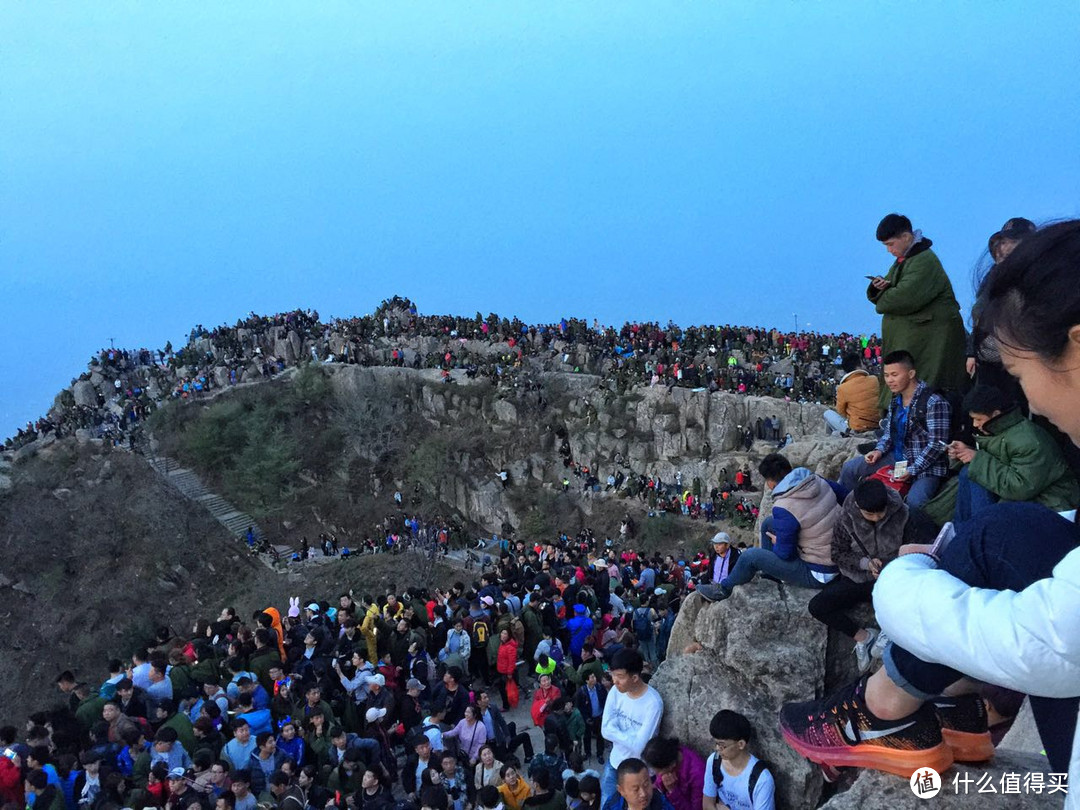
807 576 875 638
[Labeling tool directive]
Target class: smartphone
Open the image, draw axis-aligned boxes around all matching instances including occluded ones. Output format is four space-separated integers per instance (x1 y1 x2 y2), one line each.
934 440 950 451
865 275 877 280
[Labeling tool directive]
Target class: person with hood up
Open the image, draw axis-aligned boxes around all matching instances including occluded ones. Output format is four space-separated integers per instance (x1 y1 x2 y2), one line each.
698 454 845 602
567 604 594 666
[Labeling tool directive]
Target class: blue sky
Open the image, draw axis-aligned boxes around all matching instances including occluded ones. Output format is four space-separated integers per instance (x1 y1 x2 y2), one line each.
2 2 1079 436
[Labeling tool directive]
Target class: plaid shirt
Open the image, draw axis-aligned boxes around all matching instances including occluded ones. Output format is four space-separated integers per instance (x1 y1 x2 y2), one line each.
876 382 951 478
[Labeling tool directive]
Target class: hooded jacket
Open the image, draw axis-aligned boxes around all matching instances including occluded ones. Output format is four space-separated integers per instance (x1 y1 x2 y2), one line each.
567 604 594 657
925 409 1080 527
834 369 882 432
770 468 845 573
831 487 908 582
262 607 288 660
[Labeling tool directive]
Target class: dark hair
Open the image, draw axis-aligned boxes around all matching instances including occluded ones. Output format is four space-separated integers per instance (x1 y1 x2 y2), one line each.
533 768 554 792
882 350 916 369
579 775 600 796
841 353 862 374
976 221 1080 362
608 648 644 675
709 709 754 742
962 385 1014 416
854 479 889 513
641 737 680 770
218 791 236 810
615 757 649 784
876 213 912 242
757 453 793 483
27 770 49 790
269 770 291 788
231 769 252 785
255 732 273 748
543 734 560 754
477 785 500 809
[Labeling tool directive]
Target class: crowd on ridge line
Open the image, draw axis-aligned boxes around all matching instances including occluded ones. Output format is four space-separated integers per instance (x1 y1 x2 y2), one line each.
0 533 782 810
681 216 1080 802
6 291 884 451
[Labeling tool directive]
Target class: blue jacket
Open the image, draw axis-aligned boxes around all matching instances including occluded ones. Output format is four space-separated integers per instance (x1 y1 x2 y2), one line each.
567 605 594 656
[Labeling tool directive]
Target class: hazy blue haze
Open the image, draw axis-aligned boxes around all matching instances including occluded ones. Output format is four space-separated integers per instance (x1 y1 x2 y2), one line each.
2 2 1079 435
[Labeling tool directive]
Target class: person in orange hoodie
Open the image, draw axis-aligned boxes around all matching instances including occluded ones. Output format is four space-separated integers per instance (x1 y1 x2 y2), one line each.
824 354 882 435
260 607 288 660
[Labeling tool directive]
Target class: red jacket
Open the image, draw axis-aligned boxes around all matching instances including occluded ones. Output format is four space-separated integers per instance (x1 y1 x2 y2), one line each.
530 685 562 728
497 639 518 676
0 757 22 806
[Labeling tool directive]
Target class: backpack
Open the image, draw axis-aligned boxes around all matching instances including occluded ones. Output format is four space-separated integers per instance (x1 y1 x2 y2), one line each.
472 618 490 646
549 639 565 665
908 385 967 444
633 607 654 641
712 756 771 809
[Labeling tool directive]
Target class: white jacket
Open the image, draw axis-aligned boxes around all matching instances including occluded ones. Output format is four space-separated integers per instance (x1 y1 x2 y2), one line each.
874 549 1080 809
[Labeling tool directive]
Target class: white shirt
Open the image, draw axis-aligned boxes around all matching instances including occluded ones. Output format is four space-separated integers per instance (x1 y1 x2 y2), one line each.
600 684 663 768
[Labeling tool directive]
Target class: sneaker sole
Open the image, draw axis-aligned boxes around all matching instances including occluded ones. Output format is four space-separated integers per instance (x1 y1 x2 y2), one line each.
781 726 954 779
941 728 995 763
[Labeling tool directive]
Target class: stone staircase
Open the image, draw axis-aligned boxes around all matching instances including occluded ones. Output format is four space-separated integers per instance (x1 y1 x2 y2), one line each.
144 455 293 565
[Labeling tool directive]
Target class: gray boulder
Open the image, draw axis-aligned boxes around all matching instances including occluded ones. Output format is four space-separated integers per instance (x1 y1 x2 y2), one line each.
72 380 98 408
654 587 829 810
820 750 1063 808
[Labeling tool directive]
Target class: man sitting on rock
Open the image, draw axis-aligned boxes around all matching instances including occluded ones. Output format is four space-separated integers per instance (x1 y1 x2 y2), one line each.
698 454 844 602
807 479 934 673
839 350 950 508
823 353 881 436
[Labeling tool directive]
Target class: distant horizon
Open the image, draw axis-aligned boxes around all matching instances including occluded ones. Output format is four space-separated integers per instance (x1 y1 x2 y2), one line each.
3 2 1078 436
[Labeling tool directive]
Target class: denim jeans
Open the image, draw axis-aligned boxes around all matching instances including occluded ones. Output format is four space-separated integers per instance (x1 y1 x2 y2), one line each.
839 450 943 509
601 761 618 808
823 409 849 434
883 502 1080 773
954 466 999 522
721 546 827 591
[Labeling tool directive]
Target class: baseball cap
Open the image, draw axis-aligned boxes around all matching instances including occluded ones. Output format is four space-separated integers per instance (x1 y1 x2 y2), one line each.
711 532 732 546
168 767 189 780
405 678 426 692
365 707 387 723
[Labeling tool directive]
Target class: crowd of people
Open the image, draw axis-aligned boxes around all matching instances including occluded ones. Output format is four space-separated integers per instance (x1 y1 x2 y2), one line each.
687 215 1080 800
6 291 882 453
0 530 779 810
9 213 1080 807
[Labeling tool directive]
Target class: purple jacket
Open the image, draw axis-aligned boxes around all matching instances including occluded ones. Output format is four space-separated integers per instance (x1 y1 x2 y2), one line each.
653 746 706 810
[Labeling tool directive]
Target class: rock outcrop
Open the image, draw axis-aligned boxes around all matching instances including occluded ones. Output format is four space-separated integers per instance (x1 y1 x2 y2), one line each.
656 585 1062 810
820 751 1064 808
654 587 833 810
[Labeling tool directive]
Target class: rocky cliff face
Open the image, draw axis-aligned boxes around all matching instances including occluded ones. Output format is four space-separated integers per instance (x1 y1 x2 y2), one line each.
655 588 1063 810
324 365 850 540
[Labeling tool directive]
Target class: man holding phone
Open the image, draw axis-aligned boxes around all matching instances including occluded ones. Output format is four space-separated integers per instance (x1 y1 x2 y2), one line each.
839 350 951 508
865 214 968 409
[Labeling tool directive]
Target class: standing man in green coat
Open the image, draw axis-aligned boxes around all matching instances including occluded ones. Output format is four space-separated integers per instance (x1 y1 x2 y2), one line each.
867 214 968 408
